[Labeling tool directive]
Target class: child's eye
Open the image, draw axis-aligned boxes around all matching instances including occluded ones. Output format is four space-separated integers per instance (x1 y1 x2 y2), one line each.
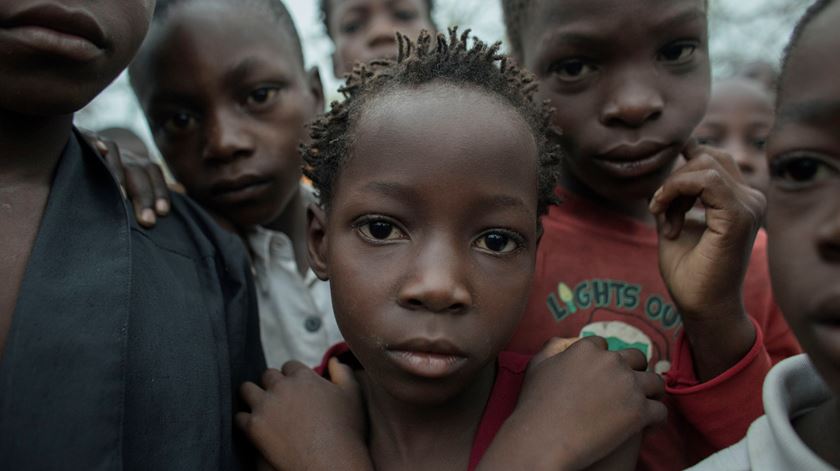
474 231 522 254
658 42 697 64
162 112 197 134
548 59 597 83
696 136 719 147
752 138 767 151
340 18 364 35
769 154 839 189
246 87 281 109
356 218 407 242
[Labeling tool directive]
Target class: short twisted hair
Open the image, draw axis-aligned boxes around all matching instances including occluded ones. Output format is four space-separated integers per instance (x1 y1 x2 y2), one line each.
302 28 561 218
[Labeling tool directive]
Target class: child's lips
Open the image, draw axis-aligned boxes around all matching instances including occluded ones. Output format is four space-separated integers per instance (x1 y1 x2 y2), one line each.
385 338 469 379
210 175 273 205
386 350 468 379
593 142 676 179
1 5 107 62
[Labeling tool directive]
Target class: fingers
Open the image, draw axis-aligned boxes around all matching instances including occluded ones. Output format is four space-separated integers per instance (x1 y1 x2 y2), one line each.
235 411 252 433
124 163 159 227
616 348 648 372
530 337 580 369
280 360 310 377
262 368 285 389
681 139 741 180
328 358 360 393
240 381 266 408
635 370 665 400
644 396 668 426
146 163 170 215
577 335 608 351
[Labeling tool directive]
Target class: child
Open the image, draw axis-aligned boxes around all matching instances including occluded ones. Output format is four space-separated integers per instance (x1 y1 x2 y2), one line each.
129 0 342 368
236 29 668 471
0 0 264 469
500 0 800 469
691 1 840 468
693 77 775 193
320 0 435 77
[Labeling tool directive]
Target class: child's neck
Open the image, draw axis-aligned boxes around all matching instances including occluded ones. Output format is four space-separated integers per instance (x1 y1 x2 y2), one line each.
558 160 657 225
359 363 496 471
794 395 840 468
0 109 72 182
262 185 310 276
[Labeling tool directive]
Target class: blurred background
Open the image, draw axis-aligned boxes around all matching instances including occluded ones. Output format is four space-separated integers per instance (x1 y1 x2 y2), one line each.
74 0 812 160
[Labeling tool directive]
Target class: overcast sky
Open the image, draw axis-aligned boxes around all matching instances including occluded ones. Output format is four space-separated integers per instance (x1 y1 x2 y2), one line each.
74 0 813 156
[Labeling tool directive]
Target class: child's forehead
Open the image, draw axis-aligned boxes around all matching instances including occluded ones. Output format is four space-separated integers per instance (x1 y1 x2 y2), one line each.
146 3 303 71
524 0 706 46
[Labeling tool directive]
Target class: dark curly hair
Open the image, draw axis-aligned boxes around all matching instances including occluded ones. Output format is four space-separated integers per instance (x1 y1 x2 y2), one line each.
778 0 834 99
151 0 305 66
302 28 562 218
320 0 435 37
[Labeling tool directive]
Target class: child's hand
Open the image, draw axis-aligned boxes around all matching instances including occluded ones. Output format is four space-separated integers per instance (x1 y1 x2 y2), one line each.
236 359 373 471
83 132 170 228
649 140 766 380
478 337 666 471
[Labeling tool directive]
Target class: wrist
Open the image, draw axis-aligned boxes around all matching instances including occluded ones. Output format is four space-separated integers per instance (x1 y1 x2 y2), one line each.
681 299 756 381
478 413 576 471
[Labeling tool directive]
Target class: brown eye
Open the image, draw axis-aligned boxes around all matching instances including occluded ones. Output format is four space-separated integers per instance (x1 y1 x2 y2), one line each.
658 42 697 64
246 87 280 109
163 112 197 134
474 231 522 254
549 59 597 83
770 154 838 188
357 218 407 241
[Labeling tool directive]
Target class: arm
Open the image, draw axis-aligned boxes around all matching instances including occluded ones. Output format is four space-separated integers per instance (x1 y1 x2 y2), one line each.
237 360 374 471
649 140 766 381
477 337 666 471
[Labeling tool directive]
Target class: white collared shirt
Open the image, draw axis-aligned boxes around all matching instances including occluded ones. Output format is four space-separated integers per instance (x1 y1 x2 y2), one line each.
247 224 342 368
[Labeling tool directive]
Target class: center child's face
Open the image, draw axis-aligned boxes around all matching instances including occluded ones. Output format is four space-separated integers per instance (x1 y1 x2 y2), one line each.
0 0 154 115
693 79 774 194
132 2 322 229
328 0 434 78
519 0 710 201
311 84 540 405
766 1 840 396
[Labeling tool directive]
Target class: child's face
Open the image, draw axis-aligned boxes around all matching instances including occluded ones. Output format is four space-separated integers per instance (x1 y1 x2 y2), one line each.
766 1 840 396
693 79 773 194
310 85 540 405
327 0 434 78
0 0 154 115
518 0 710 201
133 2 323 229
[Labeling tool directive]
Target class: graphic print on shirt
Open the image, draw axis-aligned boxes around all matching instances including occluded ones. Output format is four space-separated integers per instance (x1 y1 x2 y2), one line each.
546 279 682 373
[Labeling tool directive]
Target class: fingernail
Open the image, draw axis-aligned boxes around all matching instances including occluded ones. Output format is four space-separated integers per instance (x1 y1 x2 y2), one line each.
156 199 170 215
141 209 156 226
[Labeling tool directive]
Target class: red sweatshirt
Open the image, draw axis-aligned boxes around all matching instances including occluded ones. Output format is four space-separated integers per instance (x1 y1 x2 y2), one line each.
315 343 530 471
506 188 801 471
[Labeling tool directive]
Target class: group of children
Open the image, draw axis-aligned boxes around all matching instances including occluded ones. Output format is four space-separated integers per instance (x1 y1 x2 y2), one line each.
1 0 838 469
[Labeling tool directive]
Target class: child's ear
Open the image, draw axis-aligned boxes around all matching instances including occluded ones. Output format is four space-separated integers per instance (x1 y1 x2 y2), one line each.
307 203 330 281
307 66 325 113
331 51 343 81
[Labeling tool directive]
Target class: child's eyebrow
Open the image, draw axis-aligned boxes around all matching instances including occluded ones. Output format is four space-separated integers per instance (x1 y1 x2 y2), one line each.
224 56 284 86
538 7 705 51
777 100 840 126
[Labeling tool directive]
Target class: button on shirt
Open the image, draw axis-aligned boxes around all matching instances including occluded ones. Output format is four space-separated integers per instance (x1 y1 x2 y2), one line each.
247 225 342 368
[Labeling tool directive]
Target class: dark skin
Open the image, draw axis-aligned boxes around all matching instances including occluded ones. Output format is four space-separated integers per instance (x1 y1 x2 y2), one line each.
326 0 434 77
766 2 840 466
693 78 774 194
130 0 324 273
0 0 154 359
516 0 764 381
238 84 667 470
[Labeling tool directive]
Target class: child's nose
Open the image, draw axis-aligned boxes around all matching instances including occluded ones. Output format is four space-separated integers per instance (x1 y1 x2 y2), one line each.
600 81 664 128
366 14 398 50
397 242 472 314
203 110 255 162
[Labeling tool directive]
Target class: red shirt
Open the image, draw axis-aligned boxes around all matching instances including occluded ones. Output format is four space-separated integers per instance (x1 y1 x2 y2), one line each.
507 188 801 470
315 343 530 471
